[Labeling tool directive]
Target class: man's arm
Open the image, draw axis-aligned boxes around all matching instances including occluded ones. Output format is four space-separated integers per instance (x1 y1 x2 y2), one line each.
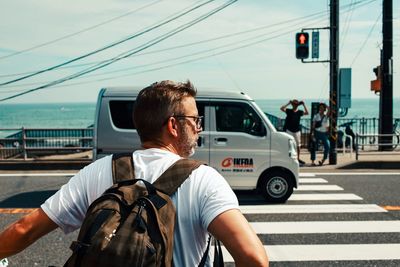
208 209 268 267
301 101 309 115
0 208 58 259
280 101 291 112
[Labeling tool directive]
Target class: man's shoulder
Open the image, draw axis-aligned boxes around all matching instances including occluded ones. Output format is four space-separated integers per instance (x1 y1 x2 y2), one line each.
192 164 220 176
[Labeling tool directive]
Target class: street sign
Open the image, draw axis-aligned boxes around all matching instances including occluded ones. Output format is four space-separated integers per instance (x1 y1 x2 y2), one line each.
312 31 320 59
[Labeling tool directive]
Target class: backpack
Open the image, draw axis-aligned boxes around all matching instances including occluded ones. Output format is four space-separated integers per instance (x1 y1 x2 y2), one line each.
64 153 203 267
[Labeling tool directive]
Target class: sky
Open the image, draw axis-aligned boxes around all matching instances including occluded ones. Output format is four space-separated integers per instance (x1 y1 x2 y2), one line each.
0 0 398 103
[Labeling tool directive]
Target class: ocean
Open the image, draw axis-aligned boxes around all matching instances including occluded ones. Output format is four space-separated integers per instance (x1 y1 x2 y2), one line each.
0 98 399 129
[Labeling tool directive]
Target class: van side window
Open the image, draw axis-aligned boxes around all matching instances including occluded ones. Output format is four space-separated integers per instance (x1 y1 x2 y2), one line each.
196 102 205 129
215 103 264 136
109 100 135 129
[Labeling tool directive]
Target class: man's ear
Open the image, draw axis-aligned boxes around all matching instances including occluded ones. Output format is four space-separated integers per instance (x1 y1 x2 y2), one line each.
167 117 179 138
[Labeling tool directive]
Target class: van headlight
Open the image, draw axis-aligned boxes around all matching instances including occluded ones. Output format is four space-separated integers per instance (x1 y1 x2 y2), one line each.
288 139 297 160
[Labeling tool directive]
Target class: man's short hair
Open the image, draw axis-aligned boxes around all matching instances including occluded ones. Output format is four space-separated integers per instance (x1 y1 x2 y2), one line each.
133 80 197 142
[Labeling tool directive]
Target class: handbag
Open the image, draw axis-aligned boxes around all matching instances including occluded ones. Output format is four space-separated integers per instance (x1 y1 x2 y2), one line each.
199 236 224 267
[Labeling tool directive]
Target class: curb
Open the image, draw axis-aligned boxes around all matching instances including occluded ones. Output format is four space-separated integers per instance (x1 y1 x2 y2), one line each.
0 160 91 171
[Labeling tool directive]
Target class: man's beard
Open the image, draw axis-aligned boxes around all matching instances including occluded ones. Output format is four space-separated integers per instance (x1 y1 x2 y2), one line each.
177 125 197 158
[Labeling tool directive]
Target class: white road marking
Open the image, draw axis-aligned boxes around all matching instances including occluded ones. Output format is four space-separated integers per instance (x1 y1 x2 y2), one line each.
289 193 362 201
250 220 400 234
295 185 344 191
299 173 316 177
218 244 400 262
240 204 387 214
299 178 328 183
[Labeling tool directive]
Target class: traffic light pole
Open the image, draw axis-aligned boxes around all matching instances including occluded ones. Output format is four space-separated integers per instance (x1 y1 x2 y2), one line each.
379 0 393 150
328 0 339 165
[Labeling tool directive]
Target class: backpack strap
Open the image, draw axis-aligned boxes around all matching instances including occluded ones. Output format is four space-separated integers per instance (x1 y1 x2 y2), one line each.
153 158 204 196
112 153 135 183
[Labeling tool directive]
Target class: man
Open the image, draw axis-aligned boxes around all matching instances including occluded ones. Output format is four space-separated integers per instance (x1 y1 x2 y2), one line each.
0 80 268 267
280 99 309 165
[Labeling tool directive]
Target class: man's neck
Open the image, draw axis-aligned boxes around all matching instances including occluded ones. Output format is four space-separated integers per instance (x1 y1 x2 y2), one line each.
142 140 179 155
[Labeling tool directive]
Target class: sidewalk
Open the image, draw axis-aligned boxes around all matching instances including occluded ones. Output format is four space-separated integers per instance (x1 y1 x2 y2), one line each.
299 149 400 172
0 150 399 172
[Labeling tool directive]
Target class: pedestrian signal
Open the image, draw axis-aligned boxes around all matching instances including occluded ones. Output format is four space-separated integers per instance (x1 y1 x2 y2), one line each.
371 65 381 94
295 32 309 59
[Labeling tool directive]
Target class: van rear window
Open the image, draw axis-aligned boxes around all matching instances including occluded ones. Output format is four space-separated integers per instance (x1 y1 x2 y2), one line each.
109 100 135 129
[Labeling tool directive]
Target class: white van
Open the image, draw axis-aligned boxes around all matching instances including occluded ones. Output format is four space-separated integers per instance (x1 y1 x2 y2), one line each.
93 87 299 203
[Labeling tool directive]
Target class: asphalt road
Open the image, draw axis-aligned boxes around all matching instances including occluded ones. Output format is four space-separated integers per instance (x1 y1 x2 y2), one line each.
0 171 400 266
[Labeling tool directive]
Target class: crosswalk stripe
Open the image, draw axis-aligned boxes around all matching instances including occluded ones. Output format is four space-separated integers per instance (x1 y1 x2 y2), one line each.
217 244 400 262
299 173 316 177
240 204 387 214
249 220 400 234
295 185 343 191
289 193 362 201
299 178 328 183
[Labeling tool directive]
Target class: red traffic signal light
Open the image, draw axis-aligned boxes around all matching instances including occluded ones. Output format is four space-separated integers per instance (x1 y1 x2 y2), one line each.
295 32 309 59
371 65 382 94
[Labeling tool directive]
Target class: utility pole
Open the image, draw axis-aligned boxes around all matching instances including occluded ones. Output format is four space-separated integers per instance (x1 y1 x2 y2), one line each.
329 0 339 164
379 0 393 150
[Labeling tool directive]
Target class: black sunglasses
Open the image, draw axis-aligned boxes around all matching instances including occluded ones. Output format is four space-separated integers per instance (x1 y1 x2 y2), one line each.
173 115 203 129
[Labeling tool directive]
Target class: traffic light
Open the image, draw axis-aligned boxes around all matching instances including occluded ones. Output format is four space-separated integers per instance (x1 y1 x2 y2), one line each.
370 65 381 94
295 32 309 59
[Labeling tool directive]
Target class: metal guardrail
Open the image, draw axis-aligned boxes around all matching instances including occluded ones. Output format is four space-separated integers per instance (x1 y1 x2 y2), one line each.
267 117 400 150
355 133 400 160
0 127 93 160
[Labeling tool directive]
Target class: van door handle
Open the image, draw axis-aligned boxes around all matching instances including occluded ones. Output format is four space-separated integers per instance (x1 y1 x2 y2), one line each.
214 137 227 145
197 136 203 147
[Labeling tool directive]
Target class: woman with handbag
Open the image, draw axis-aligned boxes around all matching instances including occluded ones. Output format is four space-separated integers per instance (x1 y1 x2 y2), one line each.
310 103 330 166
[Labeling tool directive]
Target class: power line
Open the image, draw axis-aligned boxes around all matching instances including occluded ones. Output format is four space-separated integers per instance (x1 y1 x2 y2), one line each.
1 6 327 90
350 12 381 66
0 8 326 79
0 0 376 80
0 0 237 102
56 0 378 87
20 14 329 90
0 0 373 81
0 0 165 61
66 0 238 82
0 0 216 87
1 0 377 91
0 0 379 99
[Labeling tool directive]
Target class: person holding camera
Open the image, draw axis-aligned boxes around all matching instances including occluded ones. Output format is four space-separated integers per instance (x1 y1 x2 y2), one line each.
310 103 330 166
280 99 309 166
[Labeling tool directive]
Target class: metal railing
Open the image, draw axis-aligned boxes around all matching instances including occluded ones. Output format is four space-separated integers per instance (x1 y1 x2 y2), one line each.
0 127 93 160
298 117 384 147
355 133 400 160
267 114 400 156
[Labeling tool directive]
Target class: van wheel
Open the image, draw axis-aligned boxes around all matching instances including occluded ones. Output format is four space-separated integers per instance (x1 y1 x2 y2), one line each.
258 170 293 203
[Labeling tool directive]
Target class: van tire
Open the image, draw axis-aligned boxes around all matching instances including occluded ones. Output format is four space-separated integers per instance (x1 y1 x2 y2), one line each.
258 170 293 203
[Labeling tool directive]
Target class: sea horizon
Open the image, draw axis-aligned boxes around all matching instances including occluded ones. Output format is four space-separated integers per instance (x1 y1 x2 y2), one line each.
1 98 399 129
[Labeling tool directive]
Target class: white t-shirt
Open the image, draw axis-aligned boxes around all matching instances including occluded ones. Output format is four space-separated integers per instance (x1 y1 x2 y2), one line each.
41 148 239 266
313 113 329 133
